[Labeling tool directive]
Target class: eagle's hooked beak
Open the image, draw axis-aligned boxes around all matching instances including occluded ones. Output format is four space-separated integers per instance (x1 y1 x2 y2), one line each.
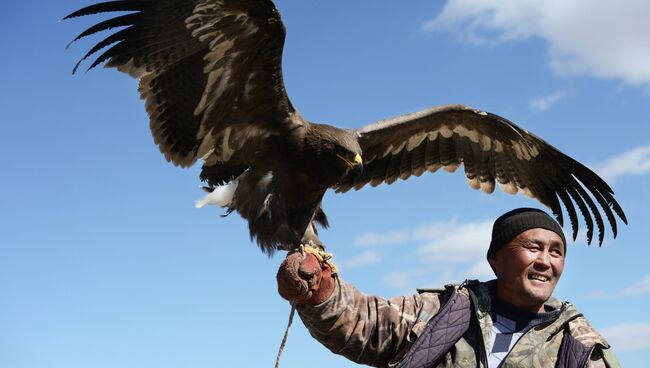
337 153 364 174
352 154 364 174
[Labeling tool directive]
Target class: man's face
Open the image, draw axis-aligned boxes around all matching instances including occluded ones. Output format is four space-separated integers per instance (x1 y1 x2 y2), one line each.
488 228 565 313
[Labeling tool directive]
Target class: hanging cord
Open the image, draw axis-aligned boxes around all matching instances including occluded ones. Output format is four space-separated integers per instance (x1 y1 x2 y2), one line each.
274 244 304 368
274 244 338 368
274 302 297 368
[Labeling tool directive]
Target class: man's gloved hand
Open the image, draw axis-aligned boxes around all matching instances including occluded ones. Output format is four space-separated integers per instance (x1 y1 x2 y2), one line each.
277 251 336 304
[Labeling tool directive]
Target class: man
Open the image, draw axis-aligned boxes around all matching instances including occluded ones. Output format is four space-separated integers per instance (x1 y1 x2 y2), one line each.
277 208 621 367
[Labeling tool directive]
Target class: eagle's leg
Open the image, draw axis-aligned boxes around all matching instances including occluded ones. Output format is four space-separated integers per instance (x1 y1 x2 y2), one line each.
287 203 324 252
274 220 311 252
301 223 324 250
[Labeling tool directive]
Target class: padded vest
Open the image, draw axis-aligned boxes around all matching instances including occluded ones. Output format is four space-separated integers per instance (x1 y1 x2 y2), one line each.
396 285 593 368
396 289 471 368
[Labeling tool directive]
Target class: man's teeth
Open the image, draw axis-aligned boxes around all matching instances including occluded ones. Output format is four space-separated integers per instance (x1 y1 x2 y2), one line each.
530 274 549 281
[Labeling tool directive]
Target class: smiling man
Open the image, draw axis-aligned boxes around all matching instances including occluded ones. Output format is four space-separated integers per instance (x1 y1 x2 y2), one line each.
277 208 621 368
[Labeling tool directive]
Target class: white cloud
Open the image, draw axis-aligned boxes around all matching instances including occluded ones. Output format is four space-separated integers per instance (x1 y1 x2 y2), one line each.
355 219 487 247
412 222 451 241
383 269 430 290
354 230 409 247
353 220 457 247
416 220 493 262
528 90 568 111
424 0 650 87
356 219 494 289
620 274 650 296
586 289 608 298
340 250 383 269
601 323 650 352
466 260 494 279
594 145 650 182
587 274 650 298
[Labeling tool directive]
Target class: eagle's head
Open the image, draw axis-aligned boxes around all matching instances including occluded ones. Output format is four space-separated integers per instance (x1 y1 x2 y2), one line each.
306 123 364 180
326 127 363 176
334 145 363 175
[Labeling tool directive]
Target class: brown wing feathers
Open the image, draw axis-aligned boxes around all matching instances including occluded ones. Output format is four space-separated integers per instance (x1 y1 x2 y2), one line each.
65 1 196 75
65 0 294 177
65 1 207 167
338 106 626 245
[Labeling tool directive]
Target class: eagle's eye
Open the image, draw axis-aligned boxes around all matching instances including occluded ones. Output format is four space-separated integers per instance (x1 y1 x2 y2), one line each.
335 149 363 173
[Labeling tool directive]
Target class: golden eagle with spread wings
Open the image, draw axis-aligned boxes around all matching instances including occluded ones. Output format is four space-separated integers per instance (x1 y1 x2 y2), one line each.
66 0 626 254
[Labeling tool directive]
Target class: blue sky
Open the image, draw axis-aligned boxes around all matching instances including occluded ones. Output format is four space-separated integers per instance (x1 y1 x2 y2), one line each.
1 0 650 367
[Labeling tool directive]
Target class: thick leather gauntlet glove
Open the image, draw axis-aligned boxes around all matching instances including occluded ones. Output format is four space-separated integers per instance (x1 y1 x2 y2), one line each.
277 252 336 304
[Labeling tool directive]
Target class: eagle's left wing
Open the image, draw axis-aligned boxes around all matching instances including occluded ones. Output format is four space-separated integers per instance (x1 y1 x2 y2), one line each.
65 0 299 174
335 105 626 245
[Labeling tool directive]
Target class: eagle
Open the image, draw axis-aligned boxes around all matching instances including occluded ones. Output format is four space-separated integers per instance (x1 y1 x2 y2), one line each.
65 0 626 254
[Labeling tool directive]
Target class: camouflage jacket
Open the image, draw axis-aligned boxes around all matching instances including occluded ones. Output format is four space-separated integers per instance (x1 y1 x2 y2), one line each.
296 279 621 368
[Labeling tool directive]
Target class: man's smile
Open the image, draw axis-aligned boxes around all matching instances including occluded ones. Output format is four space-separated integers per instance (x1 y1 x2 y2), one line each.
528 273 550 282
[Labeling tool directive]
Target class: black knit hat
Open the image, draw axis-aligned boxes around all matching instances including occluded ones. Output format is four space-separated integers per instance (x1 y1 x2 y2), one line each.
487 208 566 259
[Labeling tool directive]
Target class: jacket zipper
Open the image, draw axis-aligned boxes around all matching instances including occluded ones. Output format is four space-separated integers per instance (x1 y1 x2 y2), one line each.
487 307 569 367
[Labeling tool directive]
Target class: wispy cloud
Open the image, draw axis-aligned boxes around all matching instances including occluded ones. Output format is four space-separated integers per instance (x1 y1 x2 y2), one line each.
383 267 455 292
412 222 452 242
601 323 650 352
355 219 495 290
466 261 494 279
383 269 431 290
423 0 650 87
354 230 409 247
586 290 608 298
354 219 485 248
594 145 650 182
528 90 568 111
620 274 650 296
588 274 650 298
340 250 383 270
416 220 493 262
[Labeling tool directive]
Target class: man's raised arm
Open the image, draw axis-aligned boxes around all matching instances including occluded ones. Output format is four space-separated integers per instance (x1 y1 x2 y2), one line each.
277 251 447 367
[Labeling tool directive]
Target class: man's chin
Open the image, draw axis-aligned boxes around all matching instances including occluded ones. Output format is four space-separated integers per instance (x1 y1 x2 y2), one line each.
522 285 553 306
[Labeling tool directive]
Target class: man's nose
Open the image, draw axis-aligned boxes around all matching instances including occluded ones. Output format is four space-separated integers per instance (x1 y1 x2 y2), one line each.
534 250 552 268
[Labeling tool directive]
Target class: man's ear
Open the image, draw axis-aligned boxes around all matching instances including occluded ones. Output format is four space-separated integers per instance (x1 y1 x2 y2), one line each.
487 256 498 277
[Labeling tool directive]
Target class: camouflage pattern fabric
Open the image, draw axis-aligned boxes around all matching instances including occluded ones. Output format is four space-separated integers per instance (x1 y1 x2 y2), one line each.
296 279 620 368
